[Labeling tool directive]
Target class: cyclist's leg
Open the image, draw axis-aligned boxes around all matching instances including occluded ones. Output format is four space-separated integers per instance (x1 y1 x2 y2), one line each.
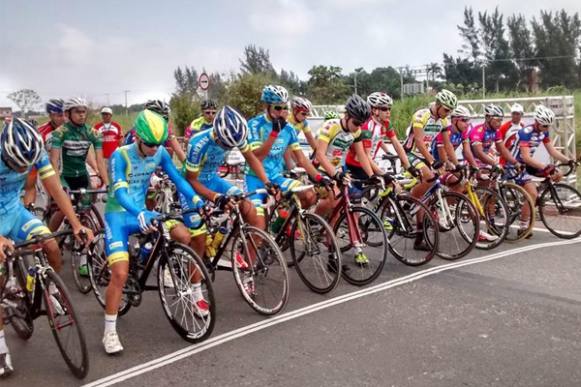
246 175 269 230
48 174 89 231
273 175 315 209
409 154 433 199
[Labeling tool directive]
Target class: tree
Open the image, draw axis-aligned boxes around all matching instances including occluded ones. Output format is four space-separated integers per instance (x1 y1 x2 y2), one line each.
7 89 41 117
458 7 481 62
507 14 535 90
174 66 199 96
240 45 276 76
427 62 443 83
225 72 275 118
306 65 350 104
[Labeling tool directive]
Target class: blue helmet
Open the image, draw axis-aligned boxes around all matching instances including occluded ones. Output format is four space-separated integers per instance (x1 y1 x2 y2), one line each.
46 98 64 114
261 85 288 105
1 118 44 169
213 106 248 149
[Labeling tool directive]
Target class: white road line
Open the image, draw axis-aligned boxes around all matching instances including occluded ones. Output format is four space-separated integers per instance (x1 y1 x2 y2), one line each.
82 238 581 387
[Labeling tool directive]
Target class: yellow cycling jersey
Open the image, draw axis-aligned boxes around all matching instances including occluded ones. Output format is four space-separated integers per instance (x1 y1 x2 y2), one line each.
403 106 448 155
287 113 311 134
317 119 361 166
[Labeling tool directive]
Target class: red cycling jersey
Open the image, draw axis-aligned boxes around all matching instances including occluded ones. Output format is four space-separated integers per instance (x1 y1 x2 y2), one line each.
345 118 396 168
94 121 123 158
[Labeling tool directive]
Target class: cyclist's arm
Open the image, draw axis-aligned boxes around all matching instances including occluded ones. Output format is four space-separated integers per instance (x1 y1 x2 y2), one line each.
304 130 318 151
352 141 374 177
23 171 36 206
252 135 277 160
461 141 479 167
294 148 323 179
109 152 142 216
441 131 459 165
283 149 295 170
545 141 570 163
95 149 109 186
471 143 496 166
86 147 98 173
243 148 270 184
495 140 518 164
412 127 435 165
42 173 84 231
314 139 337 177
168 136 186 164
49 148 60 173
0 236 14 262
383 137 411 169
519 145 545 169
185 171 217 201
160 148 203 208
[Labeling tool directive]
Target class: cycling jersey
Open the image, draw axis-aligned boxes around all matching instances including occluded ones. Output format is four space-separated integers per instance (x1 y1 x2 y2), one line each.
246 113 301 179
403 106 449 156
287 113 311 134
51 122 103 178
185 129 249 183
317 119 361 168
511 125 551 164
430 124 470 162
467 123 501 154
94 121 123 158
37 121 58 151
185 116 214 141
498 120 524 165
345 118 395 168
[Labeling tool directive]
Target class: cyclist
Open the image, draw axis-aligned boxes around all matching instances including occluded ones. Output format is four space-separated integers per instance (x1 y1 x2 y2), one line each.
48 97 109 231
94 107 123 160
102 110 207 355
284 96 317 169
23 99 65 206
124 100 187 163
185 99 217 142
498 103 525 166
345 92 413 179
508 105 573 234
246 85 328 228
0 119 94 377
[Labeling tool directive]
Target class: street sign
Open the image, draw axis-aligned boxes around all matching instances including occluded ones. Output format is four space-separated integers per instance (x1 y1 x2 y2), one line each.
198 73 210 91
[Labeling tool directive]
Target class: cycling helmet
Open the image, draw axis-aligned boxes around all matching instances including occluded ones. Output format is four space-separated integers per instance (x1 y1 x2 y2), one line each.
63 97 88 112
0 117 43 169
534 105 555 126
290 96 312 113
134 110 168 145
144 99 170 120
451 105 471 119
324 111 340 120
213 106 248 149
261 85 288 104
367 92 393 108
435 89 458 110
201 99 217 111
46 99 64 114
344 95 371 122
511 103 524 114
484 104 504 118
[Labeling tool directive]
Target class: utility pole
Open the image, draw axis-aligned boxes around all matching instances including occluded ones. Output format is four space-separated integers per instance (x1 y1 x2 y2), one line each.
123 90 130 116
481 66 486 99
354 74 358 95
425 64 430 92
398 67 405 100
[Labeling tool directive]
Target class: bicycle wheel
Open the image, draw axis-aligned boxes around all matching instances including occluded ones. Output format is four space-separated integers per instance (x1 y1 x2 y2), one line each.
428 191 479 260
87 233 131 316
539 183 581 239
4 260 34 340
499 182 535 241
379 194 438 266
231 226 289 315
290 212 342 293
42 270 89 379
158 242 215 343
474 187 509 250
71 213 100 294
333 206 388 286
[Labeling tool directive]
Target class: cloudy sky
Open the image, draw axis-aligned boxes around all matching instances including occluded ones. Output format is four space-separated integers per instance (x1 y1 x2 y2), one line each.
0 0 578 109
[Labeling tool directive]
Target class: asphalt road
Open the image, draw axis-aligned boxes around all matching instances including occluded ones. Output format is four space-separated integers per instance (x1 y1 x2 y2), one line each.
3 226 581 387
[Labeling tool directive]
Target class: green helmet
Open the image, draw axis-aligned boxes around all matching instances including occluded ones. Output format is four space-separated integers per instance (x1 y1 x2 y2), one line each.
134 110 168 145
324 111 340 120
435 89 458 110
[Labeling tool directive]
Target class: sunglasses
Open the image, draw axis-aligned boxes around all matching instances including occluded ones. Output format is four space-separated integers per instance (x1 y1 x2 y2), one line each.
378 107 391 112
142 141 160 148
351 118 364 127
540 124 550 129
273 105 289 111
442 107 452 114
204 111 217 115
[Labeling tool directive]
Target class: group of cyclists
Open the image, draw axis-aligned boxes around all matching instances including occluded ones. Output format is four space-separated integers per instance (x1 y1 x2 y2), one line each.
0 82 577 378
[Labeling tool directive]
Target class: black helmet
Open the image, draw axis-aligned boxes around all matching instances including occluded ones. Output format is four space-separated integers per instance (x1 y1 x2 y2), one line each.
345 95 371 122
201 99 217 110
144 100 170 120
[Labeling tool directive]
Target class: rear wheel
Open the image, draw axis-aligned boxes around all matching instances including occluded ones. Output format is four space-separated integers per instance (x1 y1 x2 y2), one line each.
71 213 101 294
4 260 34 340
499 182 535 241
473 187 509 250
538 183 581 239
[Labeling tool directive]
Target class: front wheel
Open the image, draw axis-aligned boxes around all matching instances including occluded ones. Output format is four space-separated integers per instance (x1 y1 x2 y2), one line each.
71 213 101 294
473 187 509 250
231 226 289 315
333 206 388 286
158 242 216 343
499 182 535 241
538 183 581 239
42 270 89 379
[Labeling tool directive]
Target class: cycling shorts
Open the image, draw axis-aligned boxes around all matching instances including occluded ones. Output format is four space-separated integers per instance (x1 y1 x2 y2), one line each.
407 153 428 169
245 174 302 216
0 205 51 242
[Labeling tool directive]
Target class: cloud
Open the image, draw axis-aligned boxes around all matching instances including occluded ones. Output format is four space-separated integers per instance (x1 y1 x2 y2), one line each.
57 24 95 66
247 0 314 41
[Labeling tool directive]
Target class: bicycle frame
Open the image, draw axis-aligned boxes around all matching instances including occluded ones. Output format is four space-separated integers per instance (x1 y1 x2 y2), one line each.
327 182 364 247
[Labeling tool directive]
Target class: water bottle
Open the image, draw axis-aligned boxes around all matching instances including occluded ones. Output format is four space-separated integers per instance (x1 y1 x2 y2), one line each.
26 267 36 292
271 209 289 233
139 242 153 264
211 227 227 251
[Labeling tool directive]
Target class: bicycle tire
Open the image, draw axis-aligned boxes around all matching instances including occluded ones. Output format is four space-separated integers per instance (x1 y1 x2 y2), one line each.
427 191 479 260
231 226 289 315
157 242 216 343
473 187 509 250
87 233 132 316
499 182 535 241
333 206 388 286
290 212 342 293
5 259 34 340
70 213 99 294
379 194 438 266
539 183 581 239
43 270 89 379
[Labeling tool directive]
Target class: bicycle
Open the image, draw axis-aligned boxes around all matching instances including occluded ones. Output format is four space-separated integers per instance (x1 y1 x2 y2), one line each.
267 169 343 294
86 213 216 343
534 160 581 239
0 231 89 379
201 189 289 315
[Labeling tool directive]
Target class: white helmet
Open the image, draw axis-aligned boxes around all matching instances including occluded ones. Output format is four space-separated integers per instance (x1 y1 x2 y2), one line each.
435 89 458 109
367 92 393 108
484 104 504 118
534 105 555 126
0 118 44 169
63 97 88 112
213 106 248 149
510 103 524 114
101 107 113 114
290 96 313 113
451 105 471 119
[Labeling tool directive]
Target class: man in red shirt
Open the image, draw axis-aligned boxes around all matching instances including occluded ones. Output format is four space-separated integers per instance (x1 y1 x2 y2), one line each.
498 103 525 165
94 107 123 159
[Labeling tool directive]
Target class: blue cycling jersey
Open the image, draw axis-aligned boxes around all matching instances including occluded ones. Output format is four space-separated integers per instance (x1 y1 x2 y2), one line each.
106 143 202 215
511 125 551 163
246 114 301 179
0 149 55 216
185 129 249 182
